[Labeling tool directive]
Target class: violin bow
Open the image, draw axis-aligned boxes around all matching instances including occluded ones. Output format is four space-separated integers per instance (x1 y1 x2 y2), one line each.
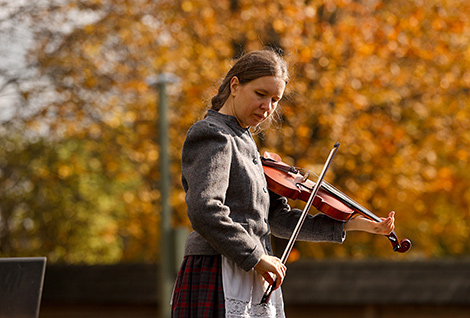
260 142 341 305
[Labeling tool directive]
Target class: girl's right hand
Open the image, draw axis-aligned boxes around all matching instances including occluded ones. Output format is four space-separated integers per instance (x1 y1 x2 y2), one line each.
253 254 287 290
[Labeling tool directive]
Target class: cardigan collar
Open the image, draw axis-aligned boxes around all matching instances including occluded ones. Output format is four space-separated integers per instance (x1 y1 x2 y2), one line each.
206 109 251 134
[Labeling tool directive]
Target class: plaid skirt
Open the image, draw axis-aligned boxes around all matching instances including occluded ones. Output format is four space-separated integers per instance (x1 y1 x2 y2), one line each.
171 255 225 318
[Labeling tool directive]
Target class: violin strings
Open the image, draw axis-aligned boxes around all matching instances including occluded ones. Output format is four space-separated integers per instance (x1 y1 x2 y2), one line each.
301 169 382 223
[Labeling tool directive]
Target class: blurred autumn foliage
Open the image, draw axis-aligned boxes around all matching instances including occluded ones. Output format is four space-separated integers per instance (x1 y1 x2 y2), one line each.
1 0 470 263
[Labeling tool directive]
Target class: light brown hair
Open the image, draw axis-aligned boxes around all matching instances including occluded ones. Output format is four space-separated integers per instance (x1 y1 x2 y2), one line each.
211 50 289 112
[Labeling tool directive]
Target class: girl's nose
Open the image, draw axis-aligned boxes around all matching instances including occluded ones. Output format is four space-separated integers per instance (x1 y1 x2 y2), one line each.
261 99 274 111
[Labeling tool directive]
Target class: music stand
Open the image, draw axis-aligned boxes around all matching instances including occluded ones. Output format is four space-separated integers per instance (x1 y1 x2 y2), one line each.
0 257 47 318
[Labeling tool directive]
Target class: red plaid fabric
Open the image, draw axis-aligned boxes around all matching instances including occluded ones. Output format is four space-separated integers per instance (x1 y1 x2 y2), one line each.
171 255 225 318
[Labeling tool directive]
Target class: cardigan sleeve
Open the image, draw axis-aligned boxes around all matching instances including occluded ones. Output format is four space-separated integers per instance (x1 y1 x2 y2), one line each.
268 191 346 243
181 121 264 271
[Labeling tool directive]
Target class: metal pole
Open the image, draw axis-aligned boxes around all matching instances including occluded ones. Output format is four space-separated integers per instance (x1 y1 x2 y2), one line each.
147 73 179 318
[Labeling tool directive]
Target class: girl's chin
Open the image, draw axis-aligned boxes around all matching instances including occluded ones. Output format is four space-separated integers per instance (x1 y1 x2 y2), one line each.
252 116 266 126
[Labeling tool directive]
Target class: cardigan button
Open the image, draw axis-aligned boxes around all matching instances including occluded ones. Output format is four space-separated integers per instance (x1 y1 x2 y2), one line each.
253 158 258 165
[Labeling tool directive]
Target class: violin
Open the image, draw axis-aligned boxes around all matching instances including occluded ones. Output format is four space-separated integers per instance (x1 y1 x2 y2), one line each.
261 151 412 253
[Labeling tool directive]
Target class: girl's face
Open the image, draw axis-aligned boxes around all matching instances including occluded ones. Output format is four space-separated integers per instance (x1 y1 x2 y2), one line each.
226 75 286 128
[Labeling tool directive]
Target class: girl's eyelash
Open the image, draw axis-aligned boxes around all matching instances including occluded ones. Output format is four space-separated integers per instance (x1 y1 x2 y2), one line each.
256 91 280 102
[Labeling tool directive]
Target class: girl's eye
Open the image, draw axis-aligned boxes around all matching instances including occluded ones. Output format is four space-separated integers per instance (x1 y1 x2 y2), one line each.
256 92 265 97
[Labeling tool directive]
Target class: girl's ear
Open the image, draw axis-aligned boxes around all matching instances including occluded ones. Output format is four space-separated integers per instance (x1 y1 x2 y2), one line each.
230 76 240 96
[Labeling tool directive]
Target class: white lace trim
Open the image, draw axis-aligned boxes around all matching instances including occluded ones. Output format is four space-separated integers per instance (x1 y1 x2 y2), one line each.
222 256 285 318
225 296 285 318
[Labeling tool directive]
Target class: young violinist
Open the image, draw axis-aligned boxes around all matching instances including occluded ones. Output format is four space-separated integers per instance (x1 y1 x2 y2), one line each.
171 49 395 318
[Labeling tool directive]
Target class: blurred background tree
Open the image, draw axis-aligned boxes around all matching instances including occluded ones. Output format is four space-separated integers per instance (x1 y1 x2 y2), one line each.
0 0 469 263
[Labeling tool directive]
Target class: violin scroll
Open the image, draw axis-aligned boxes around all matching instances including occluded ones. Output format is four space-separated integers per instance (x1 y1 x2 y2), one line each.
389 234 412 253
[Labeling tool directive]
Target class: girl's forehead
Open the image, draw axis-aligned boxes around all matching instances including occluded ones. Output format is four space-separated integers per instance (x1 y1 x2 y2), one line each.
250 76 286 87
250 76 286 94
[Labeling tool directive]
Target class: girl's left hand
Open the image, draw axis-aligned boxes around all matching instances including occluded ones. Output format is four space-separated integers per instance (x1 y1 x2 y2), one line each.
344 211 395 235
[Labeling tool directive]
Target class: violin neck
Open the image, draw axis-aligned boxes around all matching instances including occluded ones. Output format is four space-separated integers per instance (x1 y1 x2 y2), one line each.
321 183 382 222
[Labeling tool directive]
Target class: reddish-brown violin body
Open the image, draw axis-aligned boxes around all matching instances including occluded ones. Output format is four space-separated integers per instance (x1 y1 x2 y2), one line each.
262 153 353 222
261 151 411 253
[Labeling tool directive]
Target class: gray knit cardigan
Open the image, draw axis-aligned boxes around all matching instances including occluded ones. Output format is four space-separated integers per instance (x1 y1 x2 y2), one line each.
181 110 345 272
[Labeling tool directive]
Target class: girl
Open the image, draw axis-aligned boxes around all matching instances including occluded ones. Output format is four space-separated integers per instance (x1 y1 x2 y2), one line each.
171 50 395 318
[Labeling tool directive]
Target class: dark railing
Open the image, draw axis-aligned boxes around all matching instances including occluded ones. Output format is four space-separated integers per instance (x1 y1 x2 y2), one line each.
39 260 470 317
